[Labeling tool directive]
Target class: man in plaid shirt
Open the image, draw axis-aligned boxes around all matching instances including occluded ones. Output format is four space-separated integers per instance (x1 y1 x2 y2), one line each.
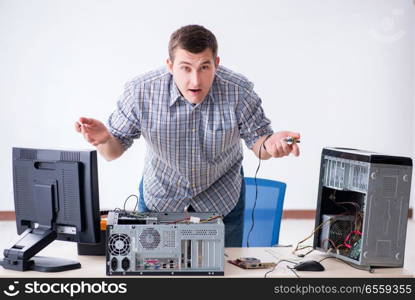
75 25 300 247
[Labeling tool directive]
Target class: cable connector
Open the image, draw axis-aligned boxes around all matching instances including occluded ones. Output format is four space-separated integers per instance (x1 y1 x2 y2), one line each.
189 216 200 224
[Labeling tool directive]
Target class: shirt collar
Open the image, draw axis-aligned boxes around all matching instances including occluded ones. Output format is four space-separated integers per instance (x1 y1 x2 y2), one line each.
169 80 182 106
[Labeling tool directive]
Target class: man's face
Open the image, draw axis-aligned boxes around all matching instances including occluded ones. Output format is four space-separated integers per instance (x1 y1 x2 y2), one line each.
167 47 220 104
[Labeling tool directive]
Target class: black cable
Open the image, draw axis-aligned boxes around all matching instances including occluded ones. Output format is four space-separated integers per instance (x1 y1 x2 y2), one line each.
295 249 315 258
318 256 374 273
123 194 139 213
246 136 269 247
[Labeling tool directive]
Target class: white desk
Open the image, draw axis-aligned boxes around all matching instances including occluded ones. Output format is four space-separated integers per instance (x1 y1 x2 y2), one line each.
0 241 413 278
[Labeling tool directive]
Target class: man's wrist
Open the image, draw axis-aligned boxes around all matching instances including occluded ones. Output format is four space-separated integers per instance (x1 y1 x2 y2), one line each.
96 134 112 148
103 134 112 145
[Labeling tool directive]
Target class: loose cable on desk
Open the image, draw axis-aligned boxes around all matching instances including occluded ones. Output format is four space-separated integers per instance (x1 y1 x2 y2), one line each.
287 266 300 278
264 259 297 278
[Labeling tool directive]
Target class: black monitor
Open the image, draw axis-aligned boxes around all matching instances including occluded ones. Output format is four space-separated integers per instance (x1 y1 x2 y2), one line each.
0 147 100 272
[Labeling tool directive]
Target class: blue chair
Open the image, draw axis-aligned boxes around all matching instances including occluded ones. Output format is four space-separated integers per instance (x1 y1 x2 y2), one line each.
242 177 286 247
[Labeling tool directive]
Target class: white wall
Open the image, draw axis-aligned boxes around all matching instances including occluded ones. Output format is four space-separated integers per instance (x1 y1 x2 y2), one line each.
0 0 414 211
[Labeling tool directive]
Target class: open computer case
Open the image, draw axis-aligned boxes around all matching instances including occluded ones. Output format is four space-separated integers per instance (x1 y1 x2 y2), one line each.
313 147 412 267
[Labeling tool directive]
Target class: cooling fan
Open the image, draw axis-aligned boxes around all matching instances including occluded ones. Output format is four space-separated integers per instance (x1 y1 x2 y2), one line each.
108 233 131 256
329 218 354 246
139 228 161 250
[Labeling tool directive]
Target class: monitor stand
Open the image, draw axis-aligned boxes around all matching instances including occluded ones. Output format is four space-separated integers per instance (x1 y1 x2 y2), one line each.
0 227 81 272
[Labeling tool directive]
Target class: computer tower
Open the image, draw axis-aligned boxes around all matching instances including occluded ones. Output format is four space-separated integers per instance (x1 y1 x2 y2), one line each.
313 147 412 267
105 211 224 275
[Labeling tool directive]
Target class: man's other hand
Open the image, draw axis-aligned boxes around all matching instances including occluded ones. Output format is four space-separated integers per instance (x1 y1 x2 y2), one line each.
74 117 111 147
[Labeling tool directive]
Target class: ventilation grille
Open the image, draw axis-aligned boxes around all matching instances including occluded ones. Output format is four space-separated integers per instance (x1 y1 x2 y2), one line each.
108 233 131 256
382 176 397 198
181 229 218 236
162 231 176 247
60 151 80 162
323 156 369 192
62 169 80 221
349 164 369 191
139 228 161 250
19 149 37 160
14 166 32 216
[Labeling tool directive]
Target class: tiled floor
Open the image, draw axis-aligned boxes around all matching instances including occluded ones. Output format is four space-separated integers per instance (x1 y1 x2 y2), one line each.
0 219 414 275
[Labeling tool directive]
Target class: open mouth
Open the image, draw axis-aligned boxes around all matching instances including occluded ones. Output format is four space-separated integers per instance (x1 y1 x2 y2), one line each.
188 89 202 95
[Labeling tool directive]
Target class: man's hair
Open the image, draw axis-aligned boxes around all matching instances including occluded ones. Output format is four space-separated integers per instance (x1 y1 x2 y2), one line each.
168 25 218 61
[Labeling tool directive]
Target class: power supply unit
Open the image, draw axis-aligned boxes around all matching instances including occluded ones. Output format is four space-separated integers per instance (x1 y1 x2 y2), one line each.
319 214 355 251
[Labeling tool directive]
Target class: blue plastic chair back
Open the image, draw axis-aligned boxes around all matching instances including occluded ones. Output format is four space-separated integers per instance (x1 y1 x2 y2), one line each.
242 177 286 247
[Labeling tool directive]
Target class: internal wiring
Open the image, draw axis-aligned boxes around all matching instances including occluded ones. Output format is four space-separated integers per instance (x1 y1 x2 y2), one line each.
168 215 223 224
291 210 354 257
200 215 223 223
328 190 364 255
291 215 335 255
321 238 338 252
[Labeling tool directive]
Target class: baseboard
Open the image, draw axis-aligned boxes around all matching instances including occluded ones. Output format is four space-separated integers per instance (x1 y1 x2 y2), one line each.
282 208 413 219
282 210 316 219
0 211 15 221
1 209 413 221
0 210 16 221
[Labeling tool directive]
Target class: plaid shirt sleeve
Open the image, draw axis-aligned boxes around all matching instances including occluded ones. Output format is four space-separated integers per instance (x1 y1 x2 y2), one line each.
237 83 274 149
107 80 141 150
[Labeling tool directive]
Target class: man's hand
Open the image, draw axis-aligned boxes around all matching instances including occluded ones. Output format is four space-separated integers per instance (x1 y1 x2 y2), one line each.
74 117 111 146
264 131 300 158
75 117 124 161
